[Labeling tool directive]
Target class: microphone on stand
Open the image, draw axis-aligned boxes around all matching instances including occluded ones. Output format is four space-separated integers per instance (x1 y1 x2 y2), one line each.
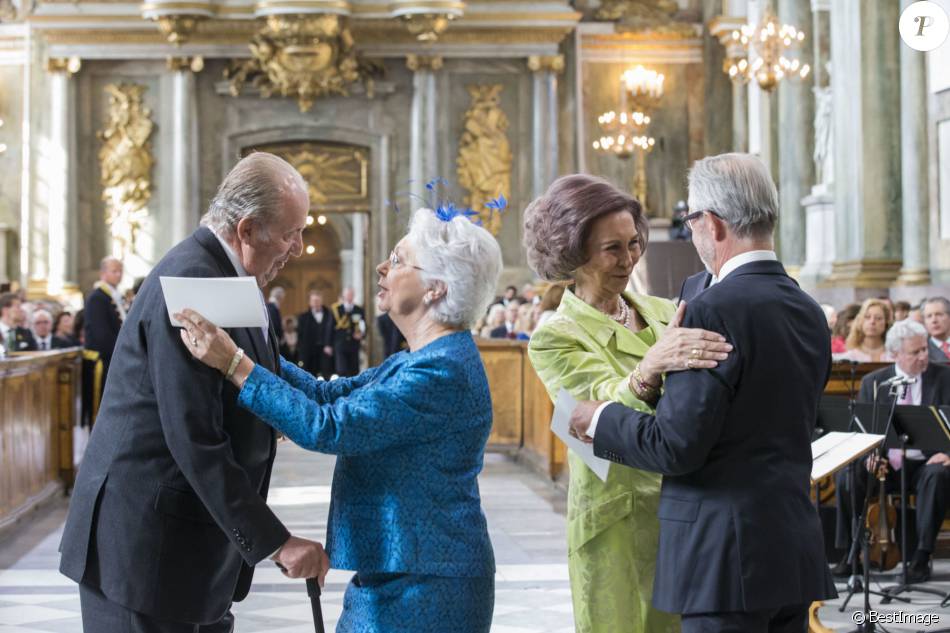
880 375 917 388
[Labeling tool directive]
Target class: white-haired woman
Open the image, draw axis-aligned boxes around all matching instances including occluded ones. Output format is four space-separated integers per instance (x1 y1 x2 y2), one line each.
176 207 503 633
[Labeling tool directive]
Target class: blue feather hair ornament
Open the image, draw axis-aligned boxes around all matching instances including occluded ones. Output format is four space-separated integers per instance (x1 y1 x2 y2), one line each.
389 178 507 227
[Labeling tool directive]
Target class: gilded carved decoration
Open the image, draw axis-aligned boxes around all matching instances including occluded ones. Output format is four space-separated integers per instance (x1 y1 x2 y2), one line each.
225 14 382 113
98 83 155 260
249 141 370 210
595 0 695 37
456 84 511 236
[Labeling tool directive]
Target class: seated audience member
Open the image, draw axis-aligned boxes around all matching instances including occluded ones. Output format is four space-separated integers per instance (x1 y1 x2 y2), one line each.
833 319 950 582
31 309 58 350
280 315 299 365
909 303 925 324
490 301 521 339
480 304 505 338
53 311 79 347
894 300 912 322
0 292 38 352
493 285 518 308
521 283 538 305
835 298 893 362
922 296 950 363
831 303 860 354
534 284 566 330
514 303 534 340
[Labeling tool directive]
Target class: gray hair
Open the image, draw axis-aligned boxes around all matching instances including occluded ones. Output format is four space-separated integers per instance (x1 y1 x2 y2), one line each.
885 319 929 356
923 296 950 314
201 152 307 240
269 287 285 302
31 309 52 324
687 153 778 239
407 208 503 330
99 256 122 271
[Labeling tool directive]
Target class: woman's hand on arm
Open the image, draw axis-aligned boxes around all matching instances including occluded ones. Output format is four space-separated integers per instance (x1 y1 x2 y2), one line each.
637 302 733 384
175 308 256 387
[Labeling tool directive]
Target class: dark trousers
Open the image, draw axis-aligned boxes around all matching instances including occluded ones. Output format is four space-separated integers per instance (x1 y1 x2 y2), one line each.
681 603 808 633
334 347 360 377
79 583 234 633
835 459 950 554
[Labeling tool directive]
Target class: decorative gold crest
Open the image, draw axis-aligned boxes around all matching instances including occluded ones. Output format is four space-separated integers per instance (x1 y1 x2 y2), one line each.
225 14 382 113
596 0 695 37
456 84 512 236
98 83 155 261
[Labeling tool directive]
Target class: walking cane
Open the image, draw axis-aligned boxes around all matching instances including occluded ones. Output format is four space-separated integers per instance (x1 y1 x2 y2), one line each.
306 577 326 633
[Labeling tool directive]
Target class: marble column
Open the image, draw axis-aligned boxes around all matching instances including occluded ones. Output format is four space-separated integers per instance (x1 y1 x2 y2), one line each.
35 57 81 298
528 55 563 198
828 0 902 290
710 16 750 152
896 0 930 286
799 0 835 283
703 1 734 156
164 56 203 246
776 0 814 274
407 54 442 203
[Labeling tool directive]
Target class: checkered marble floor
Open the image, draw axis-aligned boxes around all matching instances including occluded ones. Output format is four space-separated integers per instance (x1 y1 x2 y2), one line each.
0 446 576 633
4 443 950 632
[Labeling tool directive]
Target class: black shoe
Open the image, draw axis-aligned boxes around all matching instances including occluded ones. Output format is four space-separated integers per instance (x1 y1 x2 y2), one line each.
907 552 932 583
832 557 862 578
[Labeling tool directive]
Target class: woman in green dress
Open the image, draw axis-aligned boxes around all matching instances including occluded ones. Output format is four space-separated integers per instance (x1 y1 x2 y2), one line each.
523 175 732 633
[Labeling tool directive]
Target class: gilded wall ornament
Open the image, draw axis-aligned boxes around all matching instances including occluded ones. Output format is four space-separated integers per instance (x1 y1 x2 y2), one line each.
225 14 382 113
596 0 694 37
456 84 512 236
98 83 155 261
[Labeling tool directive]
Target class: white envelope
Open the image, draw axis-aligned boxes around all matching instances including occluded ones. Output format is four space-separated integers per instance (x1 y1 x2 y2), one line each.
550 388 611 482
160 276 267 328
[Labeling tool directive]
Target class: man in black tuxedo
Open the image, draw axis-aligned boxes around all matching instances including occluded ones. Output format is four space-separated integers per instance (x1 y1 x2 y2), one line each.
331 286 364 377
0 292 37 352
923 296 950 364
570 153 836 633
59 153 327 633
83 256 125 376
833 319 950 582
297 290 335 378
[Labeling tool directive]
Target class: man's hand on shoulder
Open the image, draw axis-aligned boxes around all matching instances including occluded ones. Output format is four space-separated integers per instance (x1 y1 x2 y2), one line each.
272 535 330 585
927 452 950 467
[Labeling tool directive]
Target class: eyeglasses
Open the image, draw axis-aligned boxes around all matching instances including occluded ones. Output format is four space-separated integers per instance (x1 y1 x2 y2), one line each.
683 209 725 231
389 250 423 271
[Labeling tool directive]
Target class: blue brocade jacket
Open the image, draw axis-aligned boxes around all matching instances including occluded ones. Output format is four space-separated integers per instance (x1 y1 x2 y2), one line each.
238 330 496 578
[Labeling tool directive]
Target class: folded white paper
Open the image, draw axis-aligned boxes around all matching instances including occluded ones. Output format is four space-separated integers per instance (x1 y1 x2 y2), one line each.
160 276 267 328
550 388 611 482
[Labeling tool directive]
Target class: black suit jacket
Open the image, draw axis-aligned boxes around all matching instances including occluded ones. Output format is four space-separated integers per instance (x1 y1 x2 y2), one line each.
59 227 290 624
489 325 513 339
52 334 78 349
377 312 407 358
594 260 837 614
83 286 123 373
677 270 712 304
5 326 37 351
267 301 284 341
297 307 334 375
929 338 950 364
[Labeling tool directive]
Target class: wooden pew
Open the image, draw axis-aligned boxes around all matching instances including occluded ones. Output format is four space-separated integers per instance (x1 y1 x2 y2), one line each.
0 349 82 531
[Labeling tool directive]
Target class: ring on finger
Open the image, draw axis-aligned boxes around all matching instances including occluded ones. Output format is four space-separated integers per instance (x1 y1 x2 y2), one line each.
191 336 198 347
686 358 695 369
690 347 701 359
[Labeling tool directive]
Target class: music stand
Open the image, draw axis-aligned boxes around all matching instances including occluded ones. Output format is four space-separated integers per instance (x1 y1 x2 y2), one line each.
877 404 950 607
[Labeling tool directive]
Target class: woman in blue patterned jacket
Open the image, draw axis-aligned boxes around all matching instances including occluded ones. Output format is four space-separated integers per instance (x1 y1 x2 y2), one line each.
176 206 503 633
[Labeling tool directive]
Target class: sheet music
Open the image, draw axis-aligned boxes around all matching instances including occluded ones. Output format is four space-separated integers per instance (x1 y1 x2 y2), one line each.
811 431 884 482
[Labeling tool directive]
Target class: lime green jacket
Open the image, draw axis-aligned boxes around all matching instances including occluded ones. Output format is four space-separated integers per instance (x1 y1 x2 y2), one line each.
528 288 679 633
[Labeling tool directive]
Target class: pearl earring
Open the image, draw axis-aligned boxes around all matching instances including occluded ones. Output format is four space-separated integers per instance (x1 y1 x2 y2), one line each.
423 297 432 306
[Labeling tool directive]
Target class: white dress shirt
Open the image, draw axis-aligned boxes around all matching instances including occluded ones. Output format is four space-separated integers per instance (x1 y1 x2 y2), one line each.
585 250 779 439
894 364 925 461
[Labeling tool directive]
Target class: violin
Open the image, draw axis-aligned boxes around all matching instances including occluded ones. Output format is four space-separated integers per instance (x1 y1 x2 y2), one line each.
864 459 901 571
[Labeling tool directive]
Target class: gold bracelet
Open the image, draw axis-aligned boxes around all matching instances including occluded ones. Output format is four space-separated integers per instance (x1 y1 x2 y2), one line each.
225 348 245 380
629 365 659 400
632 363 660 391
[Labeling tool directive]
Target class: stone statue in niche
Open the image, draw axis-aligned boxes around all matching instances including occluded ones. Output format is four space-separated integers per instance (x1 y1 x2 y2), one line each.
457 84 512 236
98 83 154 261
813 65 834 187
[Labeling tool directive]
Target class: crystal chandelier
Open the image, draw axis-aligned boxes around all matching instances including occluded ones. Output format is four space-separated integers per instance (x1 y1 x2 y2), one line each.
592 65 663 211
725 9 810 92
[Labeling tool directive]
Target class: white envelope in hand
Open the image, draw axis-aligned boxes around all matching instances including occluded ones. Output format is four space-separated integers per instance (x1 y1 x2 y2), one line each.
550 388 611 482
160 276 267 328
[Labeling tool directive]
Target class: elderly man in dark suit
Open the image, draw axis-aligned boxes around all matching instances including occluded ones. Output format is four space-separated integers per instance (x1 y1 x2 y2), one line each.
297 289 335 378
59 152 328 633
923 296 950 364
570 153 836 633
832 318 950 582
0 292 37 352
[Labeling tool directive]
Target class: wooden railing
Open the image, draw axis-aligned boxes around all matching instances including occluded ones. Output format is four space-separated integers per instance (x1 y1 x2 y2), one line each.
0 349 82 530
477 339 566 480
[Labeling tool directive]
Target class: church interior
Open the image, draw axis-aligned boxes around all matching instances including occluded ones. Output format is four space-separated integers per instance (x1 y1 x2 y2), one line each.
2 0 950 631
